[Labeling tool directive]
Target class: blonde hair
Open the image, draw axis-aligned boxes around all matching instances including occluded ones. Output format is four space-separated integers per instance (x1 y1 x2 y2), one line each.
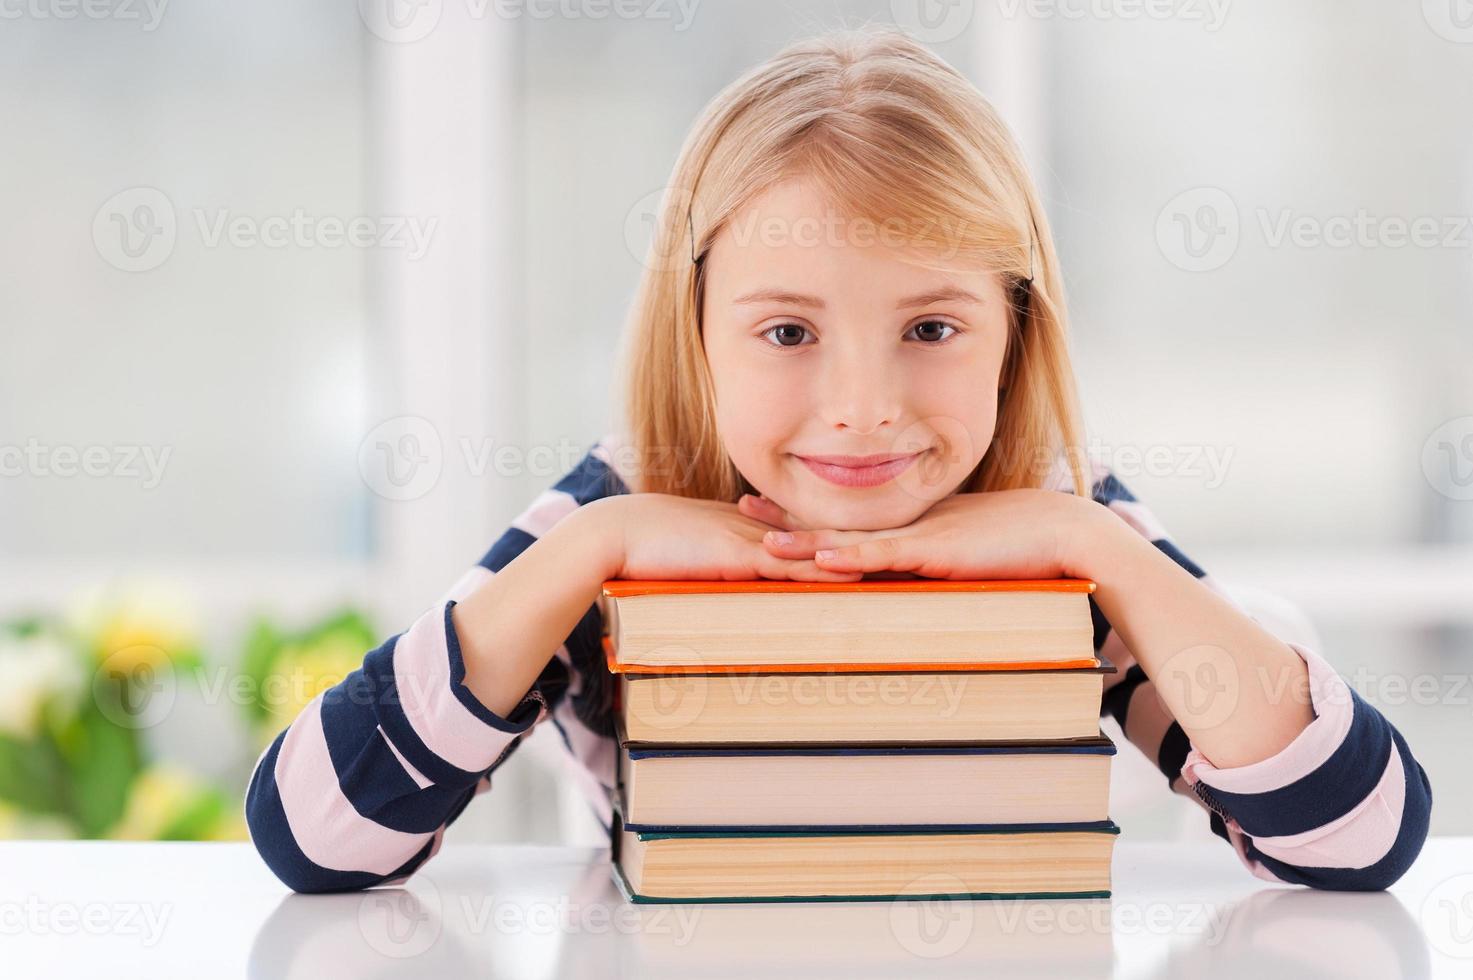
615 27 1090 501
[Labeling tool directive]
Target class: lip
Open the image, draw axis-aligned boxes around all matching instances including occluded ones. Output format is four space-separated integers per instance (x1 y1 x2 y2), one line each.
795 450 926 488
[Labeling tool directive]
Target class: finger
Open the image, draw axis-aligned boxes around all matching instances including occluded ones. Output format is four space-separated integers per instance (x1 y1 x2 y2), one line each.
737 493 805 531
758 554 864 583
760 527 878 558
812 535 922 574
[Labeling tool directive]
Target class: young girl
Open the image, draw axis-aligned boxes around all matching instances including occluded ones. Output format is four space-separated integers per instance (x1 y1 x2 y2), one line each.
247 29 1430 893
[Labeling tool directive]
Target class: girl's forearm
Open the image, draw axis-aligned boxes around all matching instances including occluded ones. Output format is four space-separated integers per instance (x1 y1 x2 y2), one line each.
1073 507 1316 769
453 498 623 717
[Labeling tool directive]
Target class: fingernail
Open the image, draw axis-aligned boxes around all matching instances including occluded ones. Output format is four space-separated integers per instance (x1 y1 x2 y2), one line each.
815 549 837 560
768 531 794 545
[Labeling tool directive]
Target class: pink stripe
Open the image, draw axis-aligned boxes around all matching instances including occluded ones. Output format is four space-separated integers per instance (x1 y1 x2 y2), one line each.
591 431 638 490
1181 642 1353 794
511 489 579 538
436 565 495 606
1108 499 1169 542
1249 744 1406 869
552 698 615 826
274 695 433 875
377 724 433 789
393 602 531 773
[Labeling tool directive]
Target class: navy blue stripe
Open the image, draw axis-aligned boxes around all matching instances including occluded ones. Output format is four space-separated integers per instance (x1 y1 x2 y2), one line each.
1197 688 1393 838
1157 721 1192 783
479 526 537 573
354 631 481 787
245 731 436 893
553 449 629 504
1241 728 1431 891
444 600 546 732
1087 593 1112 653
1152 538 1207 579
1207 810 1229 842
1090 472 1137 505
1102 664 1148 729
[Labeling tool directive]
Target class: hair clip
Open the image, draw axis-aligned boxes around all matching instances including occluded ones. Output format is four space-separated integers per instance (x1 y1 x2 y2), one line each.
688 207 699 265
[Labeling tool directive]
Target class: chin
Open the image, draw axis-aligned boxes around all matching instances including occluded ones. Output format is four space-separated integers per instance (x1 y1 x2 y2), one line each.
798 494 930 532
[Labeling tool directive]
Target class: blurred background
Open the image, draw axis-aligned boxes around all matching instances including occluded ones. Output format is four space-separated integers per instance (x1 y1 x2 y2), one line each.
1 0 1469 848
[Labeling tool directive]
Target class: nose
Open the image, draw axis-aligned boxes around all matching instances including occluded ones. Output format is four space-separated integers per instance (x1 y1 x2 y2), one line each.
818 345 903 436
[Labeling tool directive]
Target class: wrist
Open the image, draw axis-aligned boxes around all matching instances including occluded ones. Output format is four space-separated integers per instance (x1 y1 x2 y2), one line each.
557 494 628 582
1057 494 1144 582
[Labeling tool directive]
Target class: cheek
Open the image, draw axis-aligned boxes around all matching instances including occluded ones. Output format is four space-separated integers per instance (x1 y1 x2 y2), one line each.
909 360 1002 461
707 344 802 468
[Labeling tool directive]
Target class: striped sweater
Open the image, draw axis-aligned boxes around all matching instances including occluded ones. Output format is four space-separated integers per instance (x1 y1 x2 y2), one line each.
245 433 1433 893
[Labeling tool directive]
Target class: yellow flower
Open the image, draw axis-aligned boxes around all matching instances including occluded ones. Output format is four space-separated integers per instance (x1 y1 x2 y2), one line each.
68 582 197 669
108 765 204 841
261 638 363 729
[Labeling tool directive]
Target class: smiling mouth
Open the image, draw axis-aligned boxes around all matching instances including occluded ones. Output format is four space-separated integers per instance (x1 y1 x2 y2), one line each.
794 450 927 488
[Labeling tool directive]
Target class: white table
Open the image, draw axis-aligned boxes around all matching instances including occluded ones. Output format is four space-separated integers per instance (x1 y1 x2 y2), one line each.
2 839 1470 978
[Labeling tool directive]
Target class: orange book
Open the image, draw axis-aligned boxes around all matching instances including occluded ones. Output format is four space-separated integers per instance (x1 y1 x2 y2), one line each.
601 578 1098 674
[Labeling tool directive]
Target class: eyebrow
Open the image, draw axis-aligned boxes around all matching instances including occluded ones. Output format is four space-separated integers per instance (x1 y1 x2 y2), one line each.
730 285 984 310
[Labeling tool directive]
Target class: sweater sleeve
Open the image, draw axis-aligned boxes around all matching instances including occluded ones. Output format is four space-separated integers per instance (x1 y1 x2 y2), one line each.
245 441 628 893
1088 468 1432 891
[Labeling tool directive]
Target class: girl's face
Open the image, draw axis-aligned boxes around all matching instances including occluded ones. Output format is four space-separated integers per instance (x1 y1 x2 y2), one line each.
702 177 1012 532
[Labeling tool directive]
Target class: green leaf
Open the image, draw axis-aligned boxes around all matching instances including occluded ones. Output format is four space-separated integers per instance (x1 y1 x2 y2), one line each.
237 617 284 721
0 732 69 816
158 787 227 841
56 699 141 837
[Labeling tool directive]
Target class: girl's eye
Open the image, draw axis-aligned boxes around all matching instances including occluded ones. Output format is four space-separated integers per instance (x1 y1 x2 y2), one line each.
908 320 957 343
761 323 813 348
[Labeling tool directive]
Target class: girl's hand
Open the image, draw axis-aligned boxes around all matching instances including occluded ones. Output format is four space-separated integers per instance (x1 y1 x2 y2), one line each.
589 493 865 583
743 489 1102 580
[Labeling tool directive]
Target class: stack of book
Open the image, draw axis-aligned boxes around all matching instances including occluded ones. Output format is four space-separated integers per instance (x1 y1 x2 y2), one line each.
602 578 1118 904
